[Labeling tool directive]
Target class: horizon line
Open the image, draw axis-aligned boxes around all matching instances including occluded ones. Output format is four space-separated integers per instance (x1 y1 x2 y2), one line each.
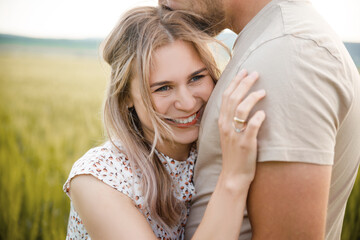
1 31 360 44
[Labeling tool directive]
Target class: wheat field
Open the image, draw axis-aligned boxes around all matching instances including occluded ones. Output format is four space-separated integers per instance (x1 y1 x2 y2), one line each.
0 51 108 239
0 50 359 239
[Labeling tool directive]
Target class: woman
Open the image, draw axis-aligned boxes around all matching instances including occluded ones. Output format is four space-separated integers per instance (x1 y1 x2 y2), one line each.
63 6 265 240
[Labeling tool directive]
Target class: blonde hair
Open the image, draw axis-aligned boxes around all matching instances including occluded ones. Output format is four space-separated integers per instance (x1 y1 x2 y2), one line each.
102 6 221 230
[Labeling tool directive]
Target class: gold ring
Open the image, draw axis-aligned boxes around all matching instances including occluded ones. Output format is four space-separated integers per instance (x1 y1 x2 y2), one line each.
233 116 246 124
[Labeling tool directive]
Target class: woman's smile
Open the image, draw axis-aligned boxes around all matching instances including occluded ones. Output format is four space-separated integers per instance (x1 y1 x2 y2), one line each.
165 109 202 128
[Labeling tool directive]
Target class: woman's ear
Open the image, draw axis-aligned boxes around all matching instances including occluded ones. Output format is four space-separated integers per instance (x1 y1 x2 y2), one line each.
126 96 134 109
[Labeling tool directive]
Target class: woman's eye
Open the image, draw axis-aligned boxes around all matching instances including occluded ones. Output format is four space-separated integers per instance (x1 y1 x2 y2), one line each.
191 75 205 82
154 85 171 92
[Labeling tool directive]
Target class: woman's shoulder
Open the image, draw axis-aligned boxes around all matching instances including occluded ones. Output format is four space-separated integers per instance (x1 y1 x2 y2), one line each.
63 141 136 200
71 141 132 176
77 141 130 167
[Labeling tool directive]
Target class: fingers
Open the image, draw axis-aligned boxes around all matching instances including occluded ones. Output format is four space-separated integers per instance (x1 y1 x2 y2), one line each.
243 110 266 139
221 71 260 120
222 69 248 98
219 69 266 141
232 90 265 136
233 89 266 121
231 71 259 105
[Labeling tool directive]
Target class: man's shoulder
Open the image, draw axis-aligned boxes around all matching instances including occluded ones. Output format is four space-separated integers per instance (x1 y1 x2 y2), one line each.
235 0 344 64
281 0 343 58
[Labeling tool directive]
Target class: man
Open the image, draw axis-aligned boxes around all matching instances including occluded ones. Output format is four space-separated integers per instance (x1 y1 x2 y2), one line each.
159 0 360 239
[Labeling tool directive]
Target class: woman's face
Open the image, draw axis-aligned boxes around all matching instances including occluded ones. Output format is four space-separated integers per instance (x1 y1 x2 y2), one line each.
130 40 215 147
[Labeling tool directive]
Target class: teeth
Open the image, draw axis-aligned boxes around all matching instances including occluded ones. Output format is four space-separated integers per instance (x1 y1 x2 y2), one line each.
172 113 197 124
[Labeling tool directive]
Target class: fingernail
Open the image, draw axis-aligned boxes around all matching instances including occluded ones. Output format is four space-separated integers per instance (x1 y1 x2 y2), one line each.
250 71 259 78
258 89 266 96
238 69 247 75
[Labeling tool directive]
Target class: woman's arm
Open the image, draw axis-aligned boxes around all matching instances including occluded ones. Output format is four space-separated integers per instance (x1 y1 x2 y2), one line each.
70 175 158 240
69 70 264 240
192 70 266 239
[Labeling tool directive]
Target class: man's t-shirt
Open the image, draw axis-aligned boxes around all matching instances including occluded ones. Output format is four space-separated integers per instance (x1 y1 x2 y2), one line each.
185 0 360 239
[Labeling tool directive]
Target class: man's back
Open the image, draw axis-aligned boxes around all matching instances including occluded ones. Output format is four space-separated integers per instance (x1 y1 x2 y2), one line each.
185 0 360 239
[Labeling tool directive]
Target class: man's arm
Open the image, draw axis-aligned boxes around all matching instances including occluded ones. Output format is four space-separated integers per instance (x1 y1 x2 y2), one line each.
248 162 332 239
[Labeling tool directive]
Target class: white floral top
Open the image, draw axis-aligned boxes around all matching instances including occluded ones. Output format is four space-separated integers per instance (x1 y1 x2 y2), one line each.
63 141 196 240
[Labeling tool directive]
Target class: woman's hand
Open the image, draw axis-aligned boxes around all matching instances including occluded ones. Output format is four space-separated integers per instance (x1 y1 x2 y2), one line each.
192 70 265 240
218 69 266 188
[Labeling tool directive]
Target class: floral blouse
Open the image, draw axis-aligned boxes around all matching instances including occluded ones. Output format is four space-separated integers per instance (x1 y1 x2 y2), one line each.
63 141 196 240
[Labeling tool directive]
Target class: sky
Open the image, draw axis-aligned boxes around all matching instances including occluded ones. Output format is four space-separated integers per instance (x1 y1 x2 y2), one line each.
0 0 359 42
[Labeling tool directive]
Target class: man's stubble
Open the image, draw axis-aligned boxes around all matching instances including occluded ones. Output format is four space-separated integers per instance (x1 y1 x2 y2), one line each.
193 0 227 36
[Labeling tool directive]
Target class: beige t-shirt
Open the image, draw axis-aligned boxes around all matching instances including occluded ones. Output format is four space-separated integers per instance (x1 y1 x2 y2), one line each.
185 0 360 239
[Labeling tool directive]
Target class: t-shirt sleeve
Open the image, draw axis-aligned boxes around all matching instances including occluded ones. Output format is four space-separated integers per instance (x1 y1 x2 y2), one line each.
240 35 352 165
63 145 135 201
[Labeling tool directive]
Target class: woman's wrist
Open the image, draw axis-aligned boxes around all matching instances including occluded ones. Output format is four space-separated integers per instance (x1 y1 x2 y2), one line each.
217 171 252 198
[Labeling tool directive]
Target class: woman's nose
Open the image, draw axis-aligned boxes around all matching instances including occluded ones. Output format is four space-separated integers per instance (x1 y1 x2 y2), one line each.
174 87 196 111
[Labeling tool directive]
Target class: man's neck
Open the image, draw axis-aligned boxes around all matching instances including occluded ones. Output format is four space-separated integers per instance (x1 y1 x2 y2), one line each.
225 0 273 34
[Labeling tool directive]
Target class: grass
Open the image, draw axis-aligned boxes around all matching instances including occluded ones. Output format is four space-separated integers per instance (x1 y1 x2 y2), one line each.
0 51 108 239
0 51 359 239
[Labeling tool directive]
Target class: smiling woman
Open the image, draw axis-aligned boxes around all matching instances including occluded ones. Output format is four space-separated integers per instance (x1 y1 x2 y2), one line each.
130 40 215 157
62 5 266 240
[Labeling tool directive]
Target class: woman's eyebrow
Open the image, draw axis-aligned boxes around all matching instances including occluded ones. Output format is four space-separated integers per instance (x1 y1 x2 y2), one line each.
150 80 172 88
150 67 207 88
188 67 207 79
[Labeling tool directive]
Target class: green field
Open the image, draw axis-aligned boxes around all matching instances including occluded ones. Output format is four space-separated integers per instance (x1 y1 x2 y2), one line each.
0 49 359 239
0 51 108 239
